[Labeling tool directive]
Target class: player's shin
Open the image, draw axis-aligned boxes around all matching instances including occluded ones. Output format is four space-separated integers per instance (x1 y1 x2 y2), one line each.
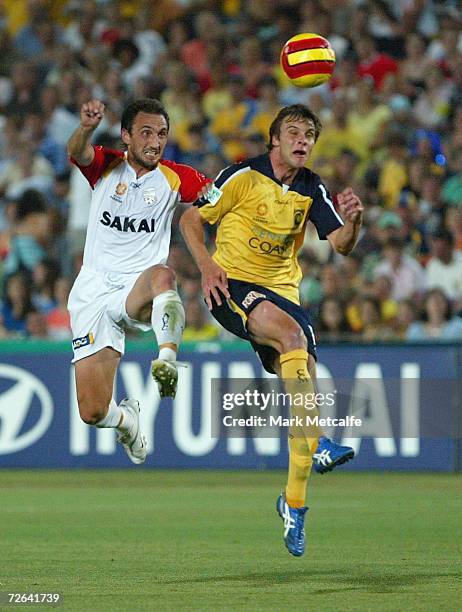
280 349 319 507
286 436 314 507
151 290 185 360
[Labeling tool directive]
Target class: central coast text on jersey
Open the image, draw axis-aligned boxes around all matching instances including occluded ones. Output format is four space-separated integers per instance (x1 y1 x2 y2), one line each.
100 211 156 233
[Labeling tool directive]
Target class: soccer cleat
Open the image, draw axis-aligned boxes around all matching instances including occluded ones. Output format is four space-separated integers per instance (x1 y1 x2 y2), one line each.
313 436 355 474
276 492 308 557
151 359 178 398
117 399 147 464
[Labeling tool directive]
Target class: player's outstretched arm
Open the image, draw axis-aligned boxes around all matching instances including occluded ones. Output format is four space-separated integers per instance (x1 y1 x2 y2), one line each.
67 99 105 166
327 187 364 255
179 206 230 310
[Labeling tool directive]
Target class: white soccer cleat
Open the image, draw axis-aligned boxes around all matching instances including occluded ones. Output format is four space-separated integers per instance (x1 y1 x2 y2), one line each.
151 359 178 398
117 399 147 464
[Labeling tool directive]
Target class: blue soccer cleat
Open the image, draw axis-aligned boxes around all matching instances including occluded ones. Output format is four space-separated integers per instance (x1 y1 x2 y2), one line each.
276 492 308 557
313 436 355 474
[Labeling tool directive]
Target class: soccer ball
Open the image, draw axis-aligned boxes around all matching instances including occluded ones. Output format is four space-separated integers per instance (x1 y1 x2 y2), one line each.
280 33 336 88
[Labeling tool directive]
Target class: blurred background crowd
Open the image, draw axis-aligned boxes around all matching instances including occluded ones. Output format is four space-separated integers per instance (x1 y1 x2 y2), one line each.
1 0 462 344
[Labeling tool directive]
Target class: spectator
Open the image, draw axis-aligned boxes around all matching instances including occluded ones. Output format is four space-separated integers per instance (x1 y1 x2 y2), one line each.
0 272 34 335
413 64 453 129
406 288 462 341
399 32 433 94
394 299 418 339
370 275 399 323
425 228 462 301
316 297 351 341
355 34 398 90
26 310 49 338
359 295 394 341
310 95 367 167
22 111 68 175
249 76 281 140
112 38 152 90
347 78 392 152
377 132 409 208
3 190 49 282
0 141 54 199
374 237 426 301
31 259 60 314
209 74 257 162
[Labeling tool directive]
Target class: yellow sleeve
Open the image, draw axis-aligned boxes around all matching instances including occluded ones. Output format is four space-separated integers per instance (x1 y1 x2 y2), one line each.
197 165 251 225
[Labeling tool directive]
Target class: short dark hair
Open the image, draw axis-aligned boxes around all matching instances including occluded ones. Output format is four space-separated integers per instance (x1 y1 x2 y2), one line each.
16 189 46 221
267 104 322 151
121 98 170 133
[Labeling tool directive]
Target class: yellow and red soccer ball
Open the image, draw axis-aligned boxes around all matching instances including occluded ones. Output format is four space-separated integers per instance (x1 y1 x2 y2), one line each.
280 33 336 88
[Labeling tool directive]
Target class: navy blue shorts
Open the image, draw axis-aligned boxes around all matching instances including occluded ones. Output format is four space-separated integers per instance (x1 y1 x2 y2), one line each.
210 279 317 373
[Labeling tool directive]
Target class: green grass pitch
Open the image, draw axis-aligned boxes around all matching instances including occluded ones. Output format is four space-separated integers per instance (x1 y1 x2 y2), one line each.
1 470 461 611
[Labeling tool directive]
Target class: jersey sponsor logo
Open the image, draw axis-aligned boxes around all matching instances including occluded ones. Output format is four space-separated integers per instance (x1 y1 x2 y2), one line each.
248 235 294 256
257 203 268 217
143 188 157 205
72 332 95 350
242 291 266 308
100 211 156 233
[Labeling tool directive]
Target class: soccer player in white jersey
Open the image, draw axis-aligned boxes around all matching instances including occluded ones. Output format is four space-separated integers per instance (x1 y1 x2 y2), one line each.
67 98 210 464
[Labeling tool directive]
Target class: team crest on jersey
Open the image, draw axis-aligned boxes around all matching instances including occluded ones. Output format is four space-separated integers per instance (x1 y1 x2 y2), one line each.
115 183 128 196
143 188 157 205
294 209 304 226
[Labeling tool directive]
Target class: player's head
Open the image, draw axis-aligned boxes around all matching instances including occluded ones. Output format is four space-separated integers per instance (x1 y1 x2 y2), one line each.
268 105 322 169
121 98 170 171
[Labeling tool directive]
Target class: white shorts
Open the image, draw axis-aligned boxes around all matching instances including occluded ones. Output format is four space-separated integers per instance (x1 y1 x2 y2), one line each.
68 265 151 363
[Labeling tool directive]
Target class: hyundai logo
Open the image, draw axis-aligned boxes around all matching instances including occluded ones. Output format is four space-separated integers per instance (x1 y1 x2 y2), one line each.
0 364 53 454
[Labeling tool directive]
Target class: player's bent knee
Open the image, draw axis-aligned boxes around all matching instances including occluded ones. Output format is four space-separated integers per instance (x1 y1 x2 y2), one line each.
79 406 107 425
77 392 111 425
151 264 176 292
281 322 307 353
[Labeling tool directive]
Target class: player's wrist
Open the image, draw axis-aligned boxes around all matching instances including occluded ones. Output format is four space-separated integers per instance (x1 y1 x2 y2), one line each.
80 124 97 134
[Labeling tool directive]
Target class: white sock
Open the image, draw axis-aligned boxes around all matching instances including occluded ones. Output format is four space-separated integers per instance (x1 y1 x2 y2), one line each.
151 290 185 358
117 401 135 433
95 399 122 428
158 346 176 361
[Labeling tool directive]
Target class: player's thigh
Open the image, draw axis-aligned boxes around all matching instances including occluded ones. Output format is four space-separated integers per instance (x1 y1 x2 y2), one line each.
247 300 307 353
74 347 121 412
125 264 176 323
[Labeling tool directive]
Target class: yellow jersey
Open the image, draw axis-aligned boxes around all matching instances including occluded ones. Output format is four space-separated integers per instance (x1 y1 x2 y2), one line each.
197 154 343 304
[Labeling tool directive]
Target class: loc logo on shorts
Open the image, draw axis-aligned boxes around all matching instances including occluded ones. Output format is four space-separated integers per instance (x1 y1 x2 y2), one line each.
242 291 266 309
72 332 95 350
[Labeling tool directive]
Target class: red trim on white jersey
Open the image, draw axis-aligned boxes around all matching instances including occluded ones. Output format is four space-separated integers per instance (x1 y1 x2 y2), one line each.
70 146 124 189
70 146 211 199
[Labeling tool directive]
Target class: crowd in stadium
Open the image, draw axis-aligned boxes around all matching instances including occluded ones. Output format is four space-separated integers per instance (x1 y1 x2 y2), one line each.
1 0 462 343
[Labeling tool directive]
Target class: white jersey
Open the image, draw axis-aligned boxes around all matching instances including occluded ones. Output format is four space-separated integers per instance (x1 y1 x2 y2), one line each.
71 146 208 274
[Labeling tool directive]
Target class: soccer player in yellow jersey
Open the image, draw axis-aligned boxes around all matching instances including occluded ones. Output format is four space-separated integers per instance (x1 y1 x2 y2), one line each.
180 104 364 556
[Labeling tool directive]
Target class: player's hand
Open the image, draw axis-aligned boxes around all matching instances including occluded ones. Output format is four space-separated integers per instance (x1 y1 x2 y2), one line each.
200 259 230 310
80 99 105 130
336 187 364 225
